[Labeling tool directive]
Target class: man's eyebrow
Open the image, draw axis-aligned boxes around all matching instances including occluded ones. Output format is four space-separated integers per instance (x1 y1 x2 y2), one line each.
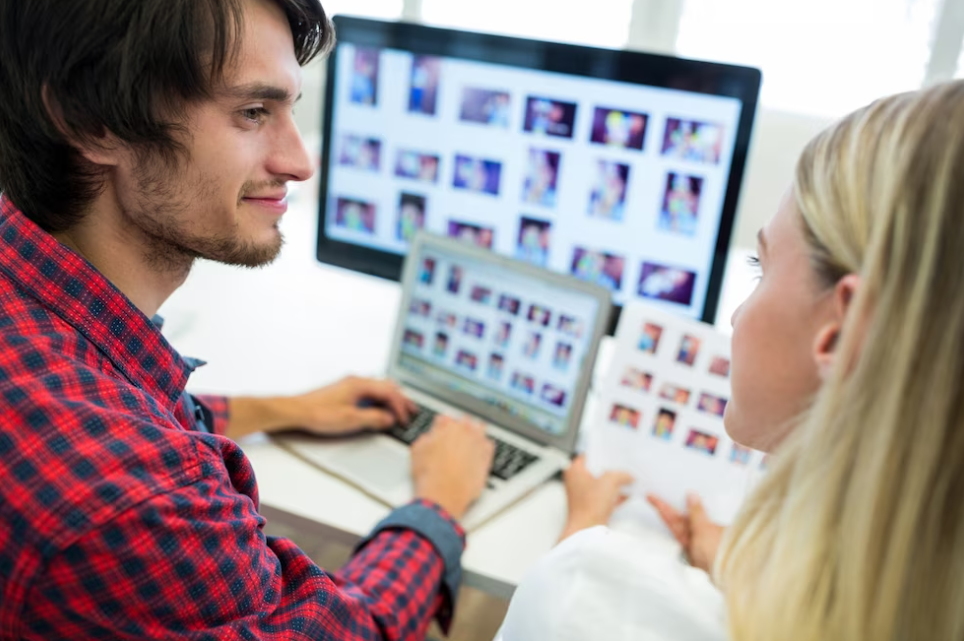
224 83 299 103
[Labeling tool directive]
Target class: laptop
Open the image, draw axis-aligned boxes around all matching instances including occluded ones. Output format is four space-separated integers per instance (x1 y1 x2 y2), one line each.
279 232 612 530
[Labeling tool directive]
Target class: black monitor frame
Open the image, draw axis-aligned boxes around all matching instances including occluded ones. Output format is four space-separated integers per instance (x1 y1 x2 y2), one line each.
316 15 761 333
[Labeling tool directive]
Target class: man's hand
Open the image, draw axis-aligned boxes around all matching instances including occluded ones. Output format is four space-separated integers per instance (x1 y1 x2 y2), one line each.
225 376 417 439
411 416 495 521
647 493 725 575
558 455 634 542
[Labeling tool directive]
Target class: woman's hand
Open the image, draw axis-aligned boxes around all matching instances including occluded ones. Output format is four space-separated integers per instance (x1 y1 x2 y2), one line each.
647 493 725 575
558 455 634 542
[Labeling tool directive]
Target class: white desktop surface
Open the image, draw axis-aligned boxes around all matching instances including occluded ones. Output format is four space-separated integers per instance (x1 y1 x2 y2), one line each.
160 179 755 599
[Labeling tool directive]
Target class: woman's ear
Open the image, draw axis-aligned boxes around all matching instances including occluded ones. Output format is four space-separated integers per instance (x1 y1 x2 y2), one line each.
813 274 861 380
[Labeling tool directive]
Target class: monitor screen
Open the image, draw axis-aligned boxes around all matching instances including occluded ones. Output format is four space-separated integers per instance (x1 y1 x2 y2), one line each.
393 236 603 438
317 16 761 329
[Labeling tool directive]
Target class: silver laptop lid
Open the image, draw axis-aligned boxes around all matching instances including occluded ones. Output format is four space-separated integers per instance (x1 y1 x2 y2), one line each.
388 232 612 454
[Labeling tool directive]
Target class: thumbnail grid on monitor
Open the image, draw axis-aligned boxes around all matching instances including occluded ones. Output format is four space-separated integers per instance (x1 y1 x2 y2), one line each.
319 19 759 322
395 241 601 437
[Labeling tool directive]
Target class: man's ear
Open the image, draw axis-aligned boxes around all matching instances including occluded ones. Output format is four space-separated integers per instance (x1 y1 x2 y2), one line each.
42 85 121 167
813 274 861 380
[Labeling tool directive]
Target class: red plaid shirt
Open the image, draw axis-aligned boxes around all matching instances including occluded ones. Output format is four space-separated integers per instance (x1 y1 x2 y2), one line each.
0 197 465 640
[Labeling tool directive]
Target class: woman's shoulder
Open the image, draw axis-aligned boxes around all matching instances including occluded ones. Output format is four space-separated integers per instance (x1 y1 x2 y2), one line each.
499 526 728 641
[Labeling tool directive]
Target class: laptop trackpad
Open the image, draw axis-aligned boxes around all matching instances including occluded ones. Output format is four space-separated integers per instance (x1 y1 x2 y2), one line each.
339 441 412 494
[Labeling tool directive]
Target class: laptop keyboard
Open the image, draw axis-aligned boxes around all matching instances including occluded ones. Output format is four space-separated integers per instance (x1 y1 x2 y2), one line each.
386 404 541 481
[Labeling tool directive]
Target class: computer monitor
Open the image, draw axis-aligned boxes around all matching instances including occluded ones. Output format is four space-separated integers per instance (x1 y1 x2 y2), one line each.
316 16 761 331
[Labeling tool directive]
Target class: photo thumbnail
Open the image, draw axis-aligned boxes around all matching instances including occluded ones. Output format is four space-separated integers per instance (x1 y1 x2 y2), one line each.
510 371 536 395
697 392 728 418
638 262 698 306
494 321 513 347
408 55 442 116
334 197 376 234
453 154 502 196
662 118 724 164
498 294 521 316
470 286 493 305
448 220 495 249
522 149 561 208
541 383 567 408
436 310 458 328
456 350 479 372
638 322 663 354
552 342 573 372
515 216 551 268
419 257 436 285
570 247 625 292
488 353 505 380
588 160 631 221
557 315 584 339
609 403 640 430
658 382 691 406
402 328 424 350
463 317 486 339
658 173 703 237
730 444 753 466
590 107 648 150
460 87 511 127
685 429 720 457
523 96 578 139
676 334 701 367
522 331 542 359
337 134 381 172
527 304 552 327
396 193 427 242
652 408 677 441
395 149 441 183
433 332 449 358
446 265 463 294
620 367 653 392
709 356 731 378
349 47 380 106
409 298 432 318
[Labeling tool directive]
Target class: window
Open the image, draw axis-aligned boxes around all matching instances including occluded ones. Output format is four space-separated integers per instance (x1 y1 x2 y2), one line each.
323 0 403 20
420 0 636 49
676 0 940 117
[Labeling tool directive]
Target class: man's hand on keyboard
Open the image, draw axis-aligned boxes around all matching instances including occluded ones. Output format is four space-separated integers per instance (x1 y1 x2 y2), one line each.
411 416 495 521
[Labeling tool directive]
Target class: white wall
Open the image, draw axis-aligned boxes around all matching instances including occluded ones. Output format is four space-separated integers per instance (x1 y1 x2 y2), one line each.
294 60 835 251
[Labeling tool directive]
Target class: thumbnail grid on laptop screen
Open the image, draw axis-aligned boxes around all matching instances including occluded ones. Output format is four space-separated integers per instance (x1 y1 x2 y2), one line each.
325 42 744 319
396 243 600 437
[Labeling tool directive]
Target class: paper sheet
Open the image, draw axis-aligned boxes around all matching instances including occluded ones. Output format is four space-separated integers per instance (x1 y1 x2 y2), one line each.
587 301 765 527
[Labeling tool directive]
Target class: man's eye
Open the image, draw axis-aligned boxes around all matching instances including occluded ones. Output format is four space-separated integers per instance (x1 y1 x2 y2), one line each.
746 254 762 281
241 107 268 123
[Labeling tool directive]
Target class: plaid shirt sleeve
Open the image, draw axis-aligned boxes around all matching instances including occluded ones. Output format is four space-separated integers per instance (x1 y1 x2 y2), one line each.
193 394 231 436
21 455 464 640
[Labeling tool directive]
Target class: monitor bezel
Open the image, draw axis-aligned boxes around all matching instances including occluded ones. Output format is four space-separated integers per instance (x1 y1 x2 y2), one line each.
389 231 613 454
316 15 761 332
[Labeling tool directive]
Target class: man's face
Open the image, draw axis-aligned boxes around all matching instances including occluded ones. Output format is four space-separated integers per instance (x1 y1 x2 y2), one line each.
112 0 311 269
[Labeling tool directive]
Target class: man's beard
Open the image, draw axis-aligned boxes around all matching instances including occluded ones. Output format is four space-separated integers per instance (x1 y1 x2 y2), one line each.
123 156 284 275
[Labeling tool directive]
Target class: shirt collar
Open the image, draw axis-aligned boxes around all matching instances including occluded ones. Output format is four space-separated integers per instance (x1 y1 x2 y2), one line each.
0 196 194 409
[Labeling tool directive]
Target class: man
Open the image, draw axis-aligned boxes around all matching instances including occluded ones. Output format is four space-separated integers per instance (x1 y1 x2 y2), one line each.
0 0 495 638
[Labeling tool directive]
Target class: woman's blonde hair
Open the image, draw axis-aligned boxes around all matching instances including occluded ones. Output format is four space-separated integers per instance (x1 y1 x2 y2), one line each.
718 81 964 641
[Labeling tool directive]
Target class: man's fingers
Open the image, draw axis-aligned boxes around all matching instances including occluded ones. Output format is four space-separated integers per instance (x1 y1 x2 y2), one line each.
351 408 396 430
605 471 635 488
353 378 411 424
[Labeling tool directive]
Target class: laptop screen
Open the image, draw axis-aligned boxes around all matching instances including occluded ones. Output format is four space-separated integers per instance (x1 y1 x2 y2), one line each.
395 238 603 439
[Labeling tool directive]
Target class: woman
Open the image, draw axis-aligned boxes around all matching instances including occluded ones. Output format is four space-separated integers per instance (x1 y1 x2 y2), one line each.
501 81 964 640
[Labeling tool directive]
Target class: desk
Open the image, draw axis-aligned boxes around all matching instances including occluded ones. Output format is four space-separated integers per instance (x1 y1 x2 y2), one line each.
160 181 755 599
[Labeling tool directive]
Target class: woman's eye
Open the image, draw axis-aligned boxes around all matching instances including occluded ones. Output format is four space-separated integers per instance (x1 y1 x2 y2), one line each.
746 254 762 280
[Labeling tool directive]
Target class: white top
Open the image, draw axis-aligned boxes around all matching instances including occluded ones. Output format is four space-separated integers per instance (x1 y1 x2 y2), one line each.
498 526 728 641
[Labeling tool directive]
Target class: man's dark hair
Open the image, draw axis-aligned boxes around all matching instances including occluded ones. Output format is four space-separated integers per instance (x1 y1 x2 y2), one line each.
0 0 334 232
